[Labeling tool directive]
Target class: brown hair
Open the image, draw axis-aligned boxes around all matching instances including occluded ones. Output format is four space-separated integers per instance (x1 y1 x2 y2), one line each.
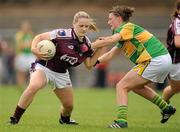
173 0 180 18
73 11 98 32
109 5 135 22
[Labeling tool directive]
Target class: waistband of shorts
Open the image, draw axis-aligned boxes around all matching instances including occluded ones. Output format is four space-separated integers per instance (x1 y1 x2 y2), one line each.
37 60 67 73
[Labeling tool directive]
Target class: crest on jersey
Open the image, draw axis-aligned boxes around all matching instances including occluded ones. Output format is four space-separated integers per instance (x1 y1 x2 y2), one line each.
80 43 89 53
58 30 66 36
68 45 74 49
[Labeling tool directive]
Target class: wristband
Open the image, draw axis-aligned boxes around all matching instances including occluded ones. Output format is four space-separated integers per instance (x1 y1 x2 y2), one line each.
93 60 100 67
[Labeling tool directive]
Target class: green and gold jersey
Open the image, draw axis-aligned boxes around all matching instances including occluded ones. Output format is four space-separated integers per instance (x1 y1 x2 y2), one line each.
115 22 168 64
15 31 34 54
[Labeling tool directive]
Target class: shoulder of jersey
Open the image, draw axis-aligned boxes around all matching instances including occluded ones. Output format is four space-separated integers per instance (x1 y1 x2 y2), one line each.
56 28 72 38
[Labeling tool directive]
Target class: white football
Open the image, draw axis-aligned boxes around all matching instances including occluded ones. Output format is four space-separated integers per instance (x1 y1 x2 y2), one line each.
37 40 56 60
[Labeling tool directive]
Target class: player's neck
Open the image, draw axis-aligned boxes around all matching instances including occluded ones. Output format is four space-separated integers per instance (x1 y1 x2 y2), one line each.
78 36 83 42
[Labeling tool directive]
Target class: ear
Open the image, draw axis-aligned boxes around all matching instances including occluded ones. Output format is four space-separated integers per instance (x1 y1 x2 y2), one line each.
117 16 123 23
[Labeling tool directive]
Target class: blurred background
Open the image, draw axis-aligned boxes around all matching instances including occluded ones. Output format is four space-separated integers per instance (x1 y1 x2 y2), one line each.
0 0 177 88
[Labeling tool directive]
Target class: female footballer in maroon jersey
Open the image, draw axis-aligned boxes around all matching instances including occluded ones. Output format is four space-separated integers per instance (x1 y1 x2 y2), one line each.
162 0 180 107
9 11 103 125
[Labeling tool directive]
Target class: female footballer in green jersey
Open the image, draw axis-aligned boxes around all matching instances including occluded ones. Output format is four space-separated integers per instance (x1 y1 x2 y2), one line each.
91 5 176 128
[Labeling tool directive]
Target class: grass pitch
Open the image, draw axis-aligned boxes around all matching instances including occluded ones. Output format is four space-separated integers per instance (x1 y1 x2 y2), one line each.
0 85 180 132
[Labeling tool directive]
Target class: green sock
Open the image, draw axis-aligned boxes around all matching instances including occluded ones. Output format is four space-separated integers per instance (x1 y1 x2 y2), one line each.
152 94 169 111
116 105 128 123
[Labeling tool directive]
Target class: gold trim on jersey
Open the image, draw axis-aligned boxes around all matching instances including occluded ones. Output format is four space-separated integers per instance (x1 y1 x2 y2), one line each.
135 31 153 44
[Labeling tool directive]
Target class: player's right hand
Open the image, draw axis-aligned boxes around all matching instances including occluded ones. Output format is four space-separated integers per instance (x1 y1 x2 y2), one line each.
31 48 49 60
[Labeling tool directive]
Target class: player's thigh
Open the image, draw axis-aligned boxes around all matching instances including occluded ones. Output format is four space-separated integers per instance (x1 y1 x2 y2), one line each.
28 69 47 90
169 63 180 81
54 87 74 106
117 70 150 91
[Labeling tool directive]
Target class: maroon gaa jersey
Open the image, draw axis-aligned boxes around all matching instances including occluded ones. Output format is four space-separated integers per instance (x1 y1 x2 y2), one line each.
167 16 180 63
35 28 94 73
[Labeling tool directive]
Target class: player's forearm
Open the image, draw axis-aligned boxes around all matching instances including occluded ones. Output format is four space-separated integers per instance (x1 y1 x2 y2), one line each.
91 34 121 49
91 38 114 49
98 51 112 64
84 48 104 70
31 35 41 51
31 32 50 53
90 48 104 66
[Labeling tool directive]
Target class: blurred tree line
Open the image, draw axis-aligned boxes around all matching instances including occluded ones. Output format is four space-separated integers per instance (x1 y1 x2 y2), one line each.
0 0 176 7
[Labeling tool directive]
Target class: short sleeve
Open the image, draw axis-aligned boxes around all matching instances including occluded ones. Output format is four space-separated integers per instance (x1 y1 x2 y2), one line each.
49 29 69 40
49 29 58 40
119 23 134 41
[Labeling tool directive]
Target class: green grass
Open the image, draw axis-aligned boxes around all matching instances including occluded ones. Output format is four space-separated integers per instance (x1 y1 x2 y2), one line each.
0 85 180 132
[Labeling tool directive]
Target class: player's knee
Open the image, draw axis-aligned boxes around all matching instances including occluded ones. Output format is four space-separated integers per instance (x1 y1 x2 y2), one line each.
116 82 129 92
26 83 42 94
28 82 43 90
116 81 123 88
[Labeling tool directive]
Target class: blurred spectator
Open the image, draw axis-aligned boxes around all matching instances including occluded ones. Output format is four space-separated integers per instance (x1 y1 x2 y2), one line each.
14 20 35 88
93 63 108 88
107 72 126 88
0 38 4 84
0 36 15 84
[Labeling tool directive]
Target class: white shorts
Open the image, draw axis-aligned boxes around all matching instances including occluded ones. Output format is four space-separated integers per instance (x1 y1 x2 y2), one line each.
132 54 172 83
15 54 36 72
34 63 72 89
169 63 180 81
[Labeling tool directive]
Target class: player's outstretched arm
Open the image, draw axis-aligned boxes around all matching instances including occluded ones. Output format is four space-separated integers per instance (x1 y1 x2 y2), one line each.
91 33 121 49
98 46 121 64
